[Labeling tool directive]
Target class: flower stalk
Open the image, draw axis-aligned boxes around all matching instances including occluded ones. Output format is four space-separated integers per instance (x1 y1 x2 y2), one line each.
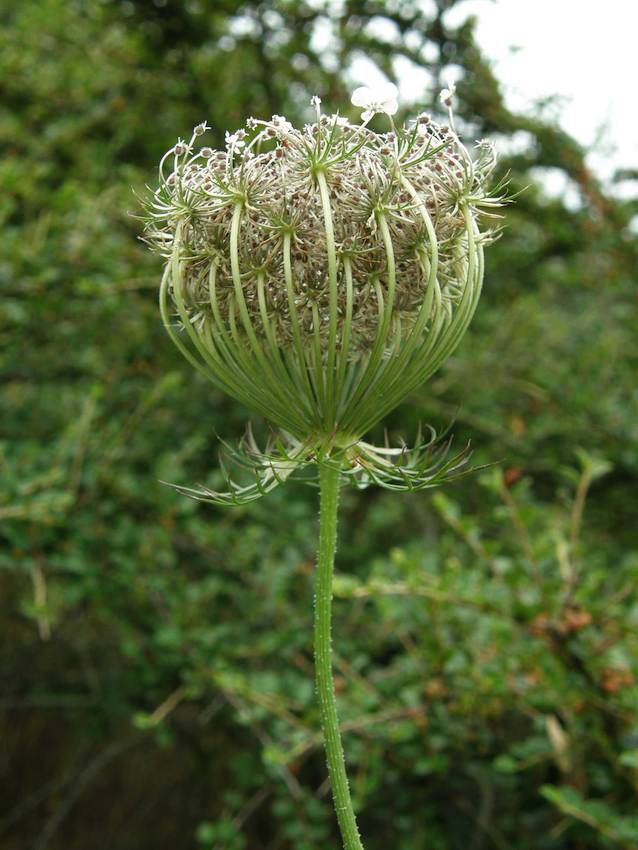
142 81 507 850
315 461 364 850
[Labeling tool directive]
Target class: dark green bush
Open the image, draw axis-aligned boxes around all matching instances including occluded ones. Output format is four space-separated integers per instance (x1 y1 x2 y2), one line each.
1 2 636 848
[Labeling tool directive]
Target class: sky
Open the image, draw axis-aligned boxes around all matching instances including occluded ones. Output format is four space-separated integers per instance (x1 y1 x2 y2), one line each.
449 0 638 185
347 0 637 192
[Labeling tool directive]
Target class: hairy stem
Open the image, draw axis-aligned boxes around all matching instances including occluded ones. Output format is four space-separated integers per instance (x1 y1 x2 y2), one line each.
315 462 364 850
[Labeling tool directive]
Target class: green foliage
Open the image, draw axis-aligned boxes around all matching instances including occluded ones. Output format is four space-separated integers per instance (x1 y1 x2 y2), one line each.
1 1 636 849
541 785 638 848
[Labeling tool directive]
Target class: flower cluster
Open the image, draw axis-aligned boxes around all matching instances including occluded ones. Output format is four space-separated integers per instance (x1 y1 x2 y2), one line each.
142 85 504 444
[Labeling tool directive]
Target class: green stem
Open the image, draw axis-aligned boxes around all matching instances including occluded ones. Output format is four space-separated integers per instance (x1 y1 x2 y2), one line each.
315 462 364 850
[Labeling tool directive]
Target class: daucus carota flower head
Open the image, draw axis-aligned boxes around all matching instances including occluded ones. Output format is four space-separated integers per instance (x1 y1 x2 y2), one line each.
142 87 509 850
142 86 505 481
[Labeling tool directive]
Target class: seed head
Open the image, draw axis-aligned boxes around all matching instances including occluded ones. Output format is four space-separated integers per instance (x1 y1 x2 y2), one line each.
142 92 505 446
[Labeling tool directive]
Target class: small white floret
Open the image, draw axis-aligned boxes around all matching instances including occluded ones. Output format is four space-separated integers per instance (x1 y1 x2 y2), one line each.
439 82 456 107
351 82 399 121
225 131 246 150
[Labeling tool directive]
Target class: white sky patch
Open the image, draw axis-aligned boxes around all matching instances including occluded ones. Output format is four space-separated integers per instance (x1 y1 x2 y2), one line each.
346 0 636 195
349 53 388 91
528 167 583 212
445 0 638 184
393 55 433 102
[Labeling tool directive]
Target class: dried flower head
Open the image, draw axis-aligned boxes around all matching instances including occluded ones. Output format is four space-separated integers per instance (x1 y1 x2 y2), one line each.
142 90 505 460
142 89 510 850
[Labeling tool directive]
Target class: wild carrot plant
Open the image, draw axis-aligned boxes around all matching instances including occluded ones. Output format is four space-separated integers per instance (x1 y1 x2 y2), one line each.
142 83 504 849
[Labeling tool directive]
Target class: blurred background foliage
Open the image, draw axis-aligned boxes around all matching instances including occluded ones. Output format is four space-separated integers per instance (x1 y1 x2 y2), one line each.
1 1 637 848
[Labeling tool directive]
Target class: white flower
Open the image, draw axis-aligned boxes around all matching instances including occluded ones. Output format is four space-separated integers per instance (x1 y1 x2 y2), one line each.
351 82 399 121
271 115 293 131
310 95 322 108
476 138 496 152
173 138 191 156
225 131 246 150
439 82 456 107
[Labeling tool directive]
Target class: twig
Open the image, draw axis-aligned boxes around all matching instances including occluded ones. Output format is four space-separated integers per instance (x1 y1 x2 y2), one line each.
29 562 51 640
148 686 186 725
32 736 143 850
